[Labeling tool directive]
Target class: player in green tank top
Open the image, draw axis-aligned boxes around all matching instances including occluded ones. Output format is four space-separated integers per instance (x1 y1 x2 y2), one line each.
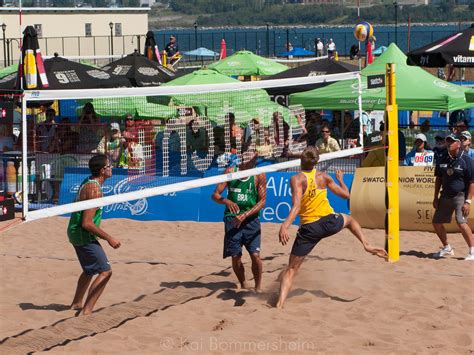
212 152 267 292
68 154 122 316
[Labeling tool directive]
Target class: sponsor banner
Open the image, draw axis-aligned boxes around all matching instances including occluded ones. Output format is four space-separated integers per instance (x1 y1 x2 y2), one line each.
60 169 353 223
350 166 473 232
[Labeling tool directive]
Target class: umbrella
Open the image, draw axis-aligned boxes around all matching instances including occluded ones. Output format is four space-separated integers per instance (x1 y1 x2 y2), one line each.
278 47 315 57
0 64 18 79
78 96 177 120
0 54 131 91
264 58 358 97
144 30 162 65
182 47 219 57
407 24 474 67
21 25 49 89
220 39 227 60
373 46 388 56
155 69 296 126
102 51 175 87
208 50 288 76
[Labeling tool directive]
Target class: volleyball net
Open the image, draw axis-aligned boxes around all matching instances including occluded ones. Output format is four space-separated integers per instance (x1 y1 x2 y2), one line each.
14 71 364 222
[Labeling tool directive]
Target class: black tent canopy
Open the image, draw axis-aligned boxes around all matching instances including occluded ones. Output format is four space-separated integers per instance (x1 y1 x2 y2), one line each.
102 51 175 87
407 24 474 68
263 58 358 104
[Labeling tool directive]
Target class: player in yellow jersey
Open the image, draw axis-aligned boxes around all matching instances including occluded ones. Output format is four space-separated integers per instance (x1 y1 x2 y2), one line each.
277 146 387 308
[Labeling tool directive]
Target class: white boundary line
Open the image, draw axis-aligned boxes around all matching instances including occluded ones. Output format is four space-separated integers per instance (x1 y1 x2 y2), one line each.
24 147 363 222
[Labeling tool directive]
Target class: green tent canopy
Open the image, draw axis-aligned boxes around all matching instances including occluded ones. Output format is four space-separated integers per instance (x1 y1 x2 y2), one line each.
152 68 297 126
208 50 288 76
290 44 472 112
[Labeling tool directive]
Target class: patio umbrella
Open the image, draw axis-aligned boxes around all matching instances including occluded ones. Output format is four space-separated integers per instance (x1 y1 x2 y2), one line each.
407 24 474 67
79 96 177 120
144 30 162 65
0 54 130 92
278 47 315 57
182 47 219 57
208 50 288 76
264 58 358 97
154 69 296 126
44 54 131 89
102 51 175 87
220 39 227 60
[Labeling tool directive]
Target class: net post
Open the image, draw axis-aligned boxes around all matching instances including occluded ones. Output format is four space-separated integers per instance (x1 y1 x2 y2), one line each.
21 95 29 220
385 63 399 263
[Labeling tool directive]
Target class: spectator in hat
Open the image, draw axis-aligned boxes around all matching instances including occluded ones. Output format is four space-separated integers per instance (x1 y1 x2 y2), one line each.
404 133 433 166
165 35 180 64
432 133 474 260
96 122 125 166
327 38 336 58
460 131 474 159
433 132 447 163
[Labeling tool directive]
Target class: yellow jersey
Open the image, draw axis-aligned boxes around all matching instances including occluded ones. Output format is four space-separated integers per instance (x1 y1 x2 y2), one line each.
299 169 334 225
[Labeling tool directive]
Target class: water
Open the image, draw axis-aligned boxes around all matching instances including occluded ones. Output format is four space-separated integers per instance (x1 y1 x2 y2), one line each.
153 24 469 57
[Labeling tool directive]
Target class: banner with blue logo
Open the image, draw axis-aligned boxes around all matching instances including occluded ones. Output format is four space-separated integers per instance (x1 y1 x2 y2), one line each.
60 169 353 224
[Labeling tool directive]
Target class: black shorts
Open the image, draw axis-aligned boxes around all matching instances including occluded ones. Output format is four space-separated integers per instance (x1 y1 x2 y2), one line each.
290 213 345 257
73 241 111 276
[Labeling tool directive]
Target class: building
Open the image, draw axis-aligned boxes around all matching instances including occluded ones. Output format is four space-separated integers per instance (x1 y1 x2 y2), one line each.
0 7 149 66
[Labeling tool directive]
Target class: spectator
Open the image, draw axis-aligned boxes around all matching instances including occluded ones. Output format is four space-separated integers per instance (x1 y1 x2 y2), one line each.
342 111 360 148
36 107 56 152
431 133 474 260
272 111 290 156
327 38 336 58
460 131 474 159
316 38 324 57
0 123 14 151
315 123 340 154
404 133 433 166
165 35 180 64
78 103 102 153
433 132 447 163
48 118 79 154
96 122 125 166
453 119 468 135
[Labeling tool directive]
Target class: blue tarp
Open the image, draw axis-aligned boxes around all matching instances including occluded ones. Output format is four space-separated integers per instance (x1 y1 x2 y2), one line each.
278 47 315 57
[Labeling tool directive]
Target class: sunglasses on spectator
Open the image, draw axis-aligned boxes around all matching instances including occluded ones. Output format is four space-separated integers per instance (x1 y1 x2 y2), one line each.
321 130 330 133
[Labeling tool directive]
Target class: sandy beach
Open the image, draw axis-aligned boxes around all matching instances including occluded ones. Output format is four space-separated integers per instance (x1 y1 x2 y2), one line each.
0 217 473 354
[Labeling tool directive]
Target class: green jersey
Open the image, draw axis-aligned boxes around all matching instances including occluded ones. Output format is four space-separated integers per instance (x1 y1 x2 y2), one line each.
67 178 102 246
224 169 259 218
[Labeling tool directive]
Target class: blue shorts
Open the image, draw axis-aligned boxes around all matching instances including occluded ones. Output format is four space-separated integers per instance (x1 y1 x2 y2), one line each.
291 213 345 257
223 215 261 258
73 241 111 275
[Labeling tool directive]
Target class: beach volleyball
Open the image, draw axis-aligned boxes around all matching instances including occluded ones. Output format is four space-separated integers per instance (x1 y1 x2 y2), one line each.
354 22 373 42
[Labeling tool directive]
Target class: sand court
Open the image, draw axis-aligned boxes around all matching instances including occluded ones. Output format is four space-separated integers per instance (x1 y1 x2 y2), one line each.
0 217 473 353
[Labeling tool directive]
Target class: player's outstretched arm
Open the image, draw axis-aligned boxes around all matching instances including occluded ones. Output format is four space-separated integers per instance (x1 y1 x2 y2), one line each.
326 170 350 199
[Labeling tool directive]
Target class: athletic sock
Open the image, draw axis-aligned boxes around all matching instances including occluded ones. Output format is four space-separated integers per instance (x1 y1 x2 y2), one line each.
444 244 452 251
469 247 474 255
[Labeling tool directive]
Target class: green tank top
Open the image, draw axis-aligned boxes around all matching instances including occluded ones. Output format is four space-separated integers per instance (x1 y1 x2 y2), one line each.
67 178 103 246
224 169 259 218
